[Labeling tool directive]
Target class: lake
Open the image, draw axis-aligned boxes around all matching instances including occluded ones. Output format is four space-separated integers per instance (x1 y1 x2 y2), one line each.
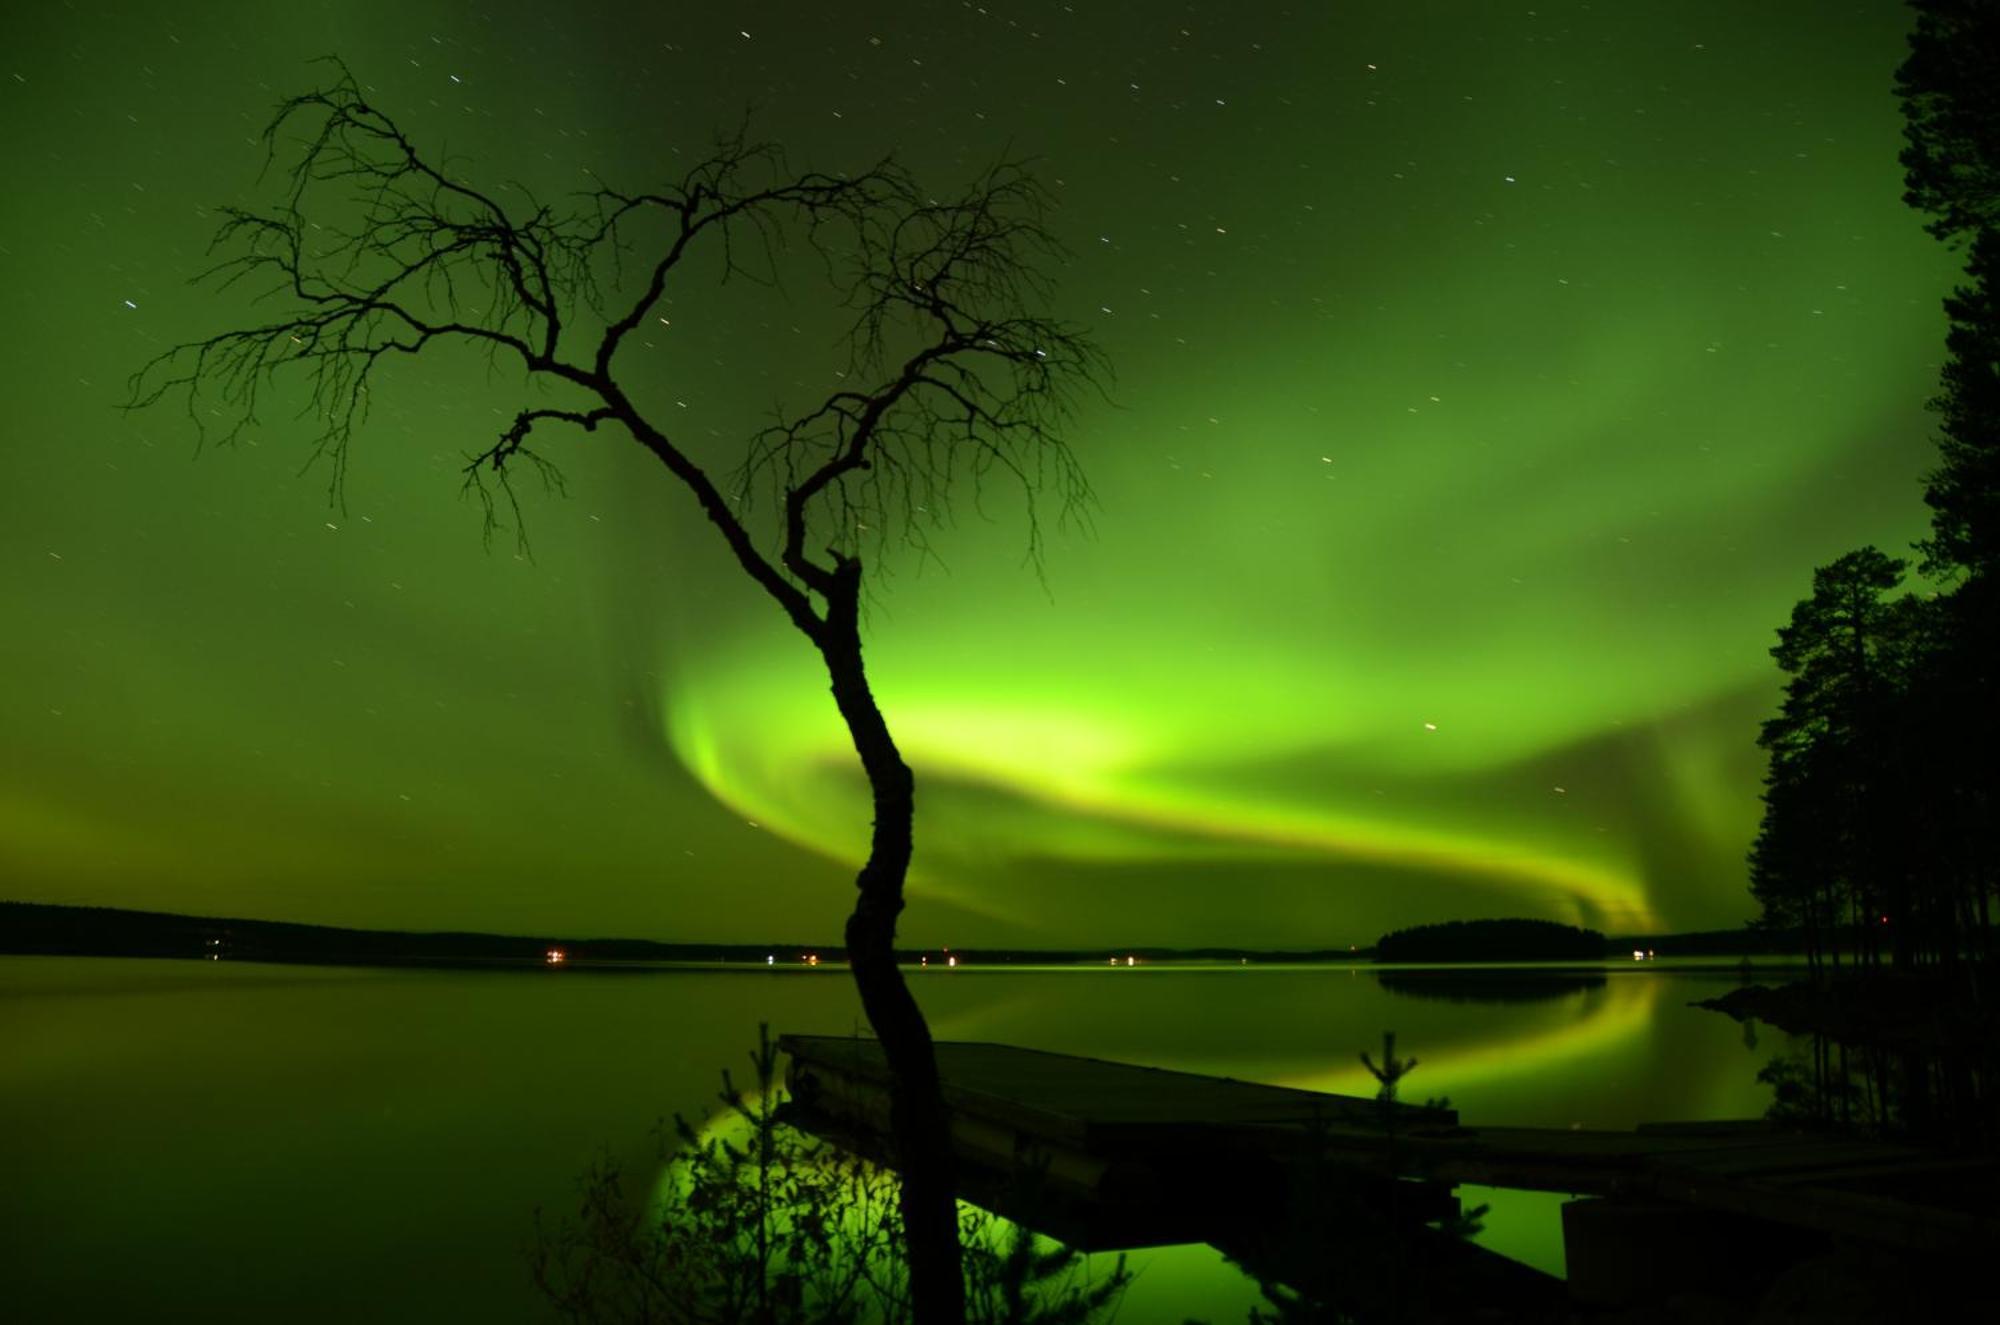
0 956 1791 1322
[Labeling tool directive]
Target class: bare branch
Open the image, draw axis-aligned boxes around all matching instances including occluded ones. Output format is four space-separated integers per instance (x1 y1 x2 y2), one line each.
583 135 911 380
738 159 1108 590
459 407 612 553
127 64 1102 629
124 59 598 507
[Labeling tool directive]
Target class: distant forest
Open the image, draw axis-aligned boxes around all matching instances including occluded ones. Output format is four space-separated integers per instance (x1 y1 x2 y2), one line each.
1 901 1786 969
0 900 812 967
0 901 1373 968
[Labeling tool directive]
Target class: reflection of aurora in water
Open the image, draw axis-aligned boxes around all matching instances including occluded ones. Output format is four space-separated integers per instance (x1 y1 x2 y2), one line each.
658 970 1667 1297
7 958 1779 1320
1280 971 1661 1100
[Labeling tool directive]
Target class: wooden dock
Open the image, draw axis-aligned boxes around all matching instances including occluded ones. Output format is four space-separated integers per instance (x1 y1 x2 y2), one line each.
1333 1116 1998 1251
779 1034 2000 1313
781 1034 1459 1246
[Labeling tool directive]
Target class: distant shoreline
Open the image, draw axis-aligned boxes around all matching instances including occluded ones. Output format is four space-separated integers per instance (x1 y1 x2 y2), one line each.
1 900 1795 972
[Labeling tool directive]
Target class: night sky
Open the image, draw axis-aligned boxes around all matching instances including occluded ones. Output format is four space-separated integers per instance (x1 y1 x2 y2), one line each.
1 1 1961 946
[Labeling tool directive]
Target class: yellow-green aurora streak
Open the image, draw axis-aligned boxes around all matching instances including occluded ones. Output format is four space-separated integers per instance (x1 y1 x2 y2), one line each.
669 669 1662 932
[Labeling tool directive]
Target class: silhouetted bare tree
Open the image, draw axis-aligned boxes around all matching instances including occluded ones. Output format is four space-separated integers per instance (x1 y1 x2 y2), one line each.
127 62 1104 1323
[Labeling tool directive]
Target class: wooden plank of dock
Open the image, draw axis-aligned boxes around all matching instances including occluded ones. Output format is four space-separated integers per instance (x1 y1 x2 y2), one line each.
1316 1119 1999 1249
781 1034 1569 1319
783 1034 1454 1145
780 1034 2000 1257
781 1035 1458 1252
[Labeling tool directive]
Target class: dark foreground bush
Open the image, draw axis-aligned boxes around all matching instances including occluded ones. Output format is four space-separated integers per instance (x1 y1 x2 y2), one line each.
530 1027 1127 1324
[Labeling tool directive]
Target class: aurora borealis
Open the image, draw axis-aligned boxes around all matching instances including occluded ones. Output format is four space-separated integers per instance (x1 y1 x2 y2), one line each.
1 0 1963 945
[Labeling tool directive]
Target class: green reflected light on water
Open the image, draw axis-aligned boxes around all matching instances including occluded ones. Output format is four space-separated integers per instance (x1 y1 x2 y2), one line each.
0 958 1786 1321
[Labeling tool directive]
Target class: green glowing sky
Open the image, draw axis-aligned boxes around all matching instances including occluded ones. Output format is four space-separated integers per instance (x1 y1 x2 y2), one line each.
0 0 1960 944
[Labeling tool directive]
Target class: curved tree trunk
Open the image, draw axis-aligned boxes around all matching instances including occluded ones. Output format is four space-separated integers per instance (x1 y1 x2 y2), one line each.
818 574 965 1325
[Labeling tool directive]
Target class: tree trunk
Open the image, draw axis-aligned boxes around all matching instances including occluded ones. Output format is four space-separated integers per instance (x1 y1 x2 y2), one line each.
817 572 965 1324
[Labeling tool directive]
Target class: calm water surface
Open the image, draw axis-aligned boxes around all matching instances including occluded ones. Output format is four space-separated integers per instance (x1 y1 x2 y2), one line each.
1 957 1792 1322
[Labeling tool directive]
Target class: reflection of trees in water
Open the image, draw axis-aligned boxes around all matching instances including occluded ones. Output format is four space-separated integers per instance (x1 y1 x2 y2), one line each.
1756 1026 1997 1149
1222 1035 1497 1325
1375 970 1606 1006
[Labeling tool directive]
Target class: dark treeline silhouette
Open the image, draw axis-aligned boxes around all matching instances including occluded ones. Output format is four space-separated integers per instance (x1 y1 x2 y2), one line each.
1608 925 1805 956
1748 1 1999 988
0 901 1366 968
0 900 830 967
1740 1 1999 1148
1371 917 1605 963
4 899 1794 969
